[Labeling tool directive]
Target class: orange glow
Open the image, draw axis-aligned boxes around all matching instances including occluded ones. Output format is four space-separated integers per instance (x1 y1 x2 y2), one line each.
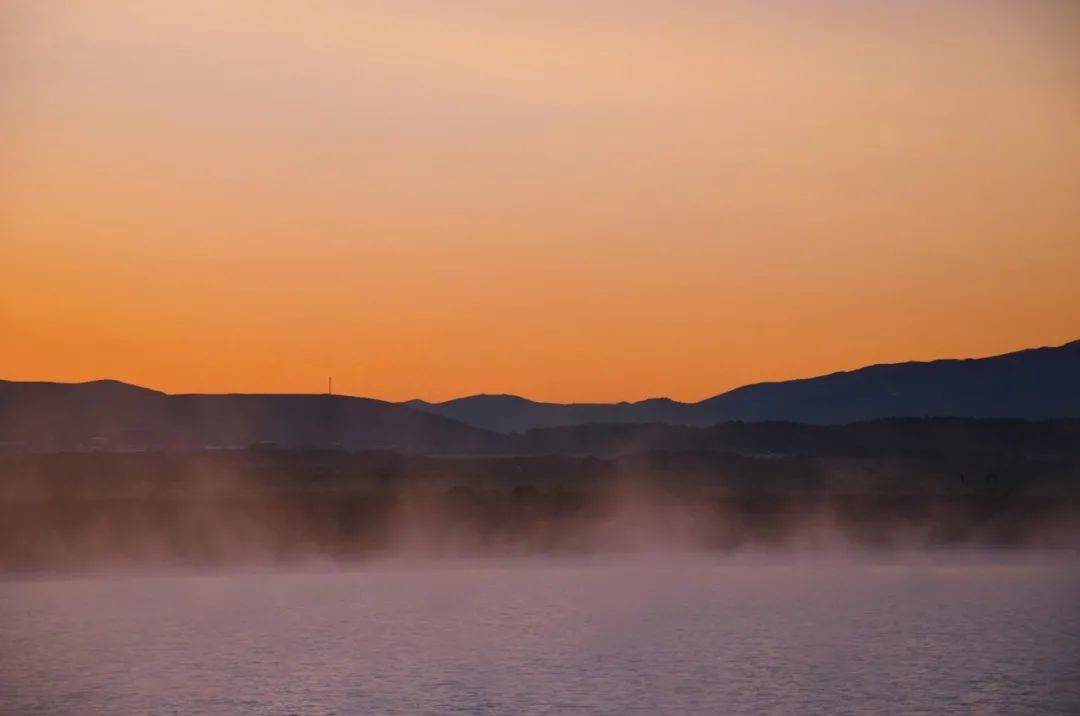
2 1 1079 402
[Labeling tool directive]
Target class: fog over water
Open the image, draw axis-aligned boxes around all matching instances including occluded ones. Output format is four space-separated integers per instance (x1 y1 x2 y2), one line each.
4 448 1078 571
2 555 1078 715
4 0 1078 710
2 448 1078 714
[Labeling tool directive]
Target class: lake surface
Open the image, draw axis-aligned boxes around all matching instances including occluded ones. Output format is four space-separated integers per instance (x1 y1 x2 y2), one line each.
2 555 1079 715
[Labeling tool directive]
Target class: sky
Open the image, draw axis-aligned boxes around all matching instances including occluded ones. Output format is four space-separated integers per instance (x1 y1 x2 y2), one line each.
2 0 1079 402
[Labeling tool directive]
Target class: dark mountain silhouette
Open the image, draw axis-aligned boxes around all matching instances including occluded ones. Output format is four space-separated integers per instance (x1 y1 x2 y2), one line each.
4 378 1079 460
0 380 500 453
3 340 1078 451
402 395 690 434
405 340 1080 432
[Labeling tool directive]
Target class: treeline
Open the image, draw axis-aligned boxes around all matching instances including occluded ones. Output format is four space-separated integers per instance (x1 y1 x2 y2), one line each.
0 447 1077 570
2 444 1079 499
506 418 1080 460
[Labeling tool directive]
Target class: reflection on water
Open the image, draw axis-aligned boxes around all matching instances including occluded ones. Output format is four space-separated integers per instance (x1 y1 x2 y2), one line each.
2 555 1079 715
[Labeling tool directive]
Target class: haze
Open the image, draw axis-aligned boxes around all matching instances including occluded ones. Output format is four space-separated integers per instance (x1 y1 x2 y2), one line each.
3 0 1079 402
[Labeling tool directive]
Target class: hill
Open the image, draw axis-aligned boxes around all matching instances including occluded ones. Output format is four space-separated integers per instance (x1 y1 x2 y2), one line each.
0 380 499 453
406 339 1080 432
4 339 1078 449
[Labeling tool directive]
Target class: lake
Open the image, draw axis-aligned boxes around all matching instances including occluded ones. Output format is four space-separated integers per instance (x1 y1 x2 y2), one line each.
2 554 1078 714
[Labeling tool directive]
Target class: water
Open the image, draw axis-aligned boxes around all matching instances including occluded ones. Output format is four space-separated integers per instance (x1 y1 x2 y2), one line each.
2 555 1079 715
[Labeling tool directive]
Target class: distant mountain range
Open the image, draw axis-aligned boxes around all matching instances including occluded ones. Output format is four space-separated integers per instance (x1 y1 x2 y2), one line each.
405 339 1080 432
1 339 1077 451
0 380 499 453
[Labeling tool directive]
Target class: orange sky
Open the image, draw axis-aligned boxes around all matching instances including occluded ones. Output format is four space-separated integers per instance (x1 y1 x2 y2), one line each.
2 1 1079 402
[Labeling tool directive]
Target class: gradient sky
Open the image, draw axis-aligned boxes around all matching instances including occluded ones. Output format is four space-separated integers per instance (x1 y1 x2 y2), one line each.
2 1 1079 402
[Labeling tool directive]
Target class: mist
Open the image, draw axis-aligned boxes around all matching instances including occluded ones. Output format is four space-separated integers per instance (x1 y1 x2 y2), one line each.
1 448 1076 574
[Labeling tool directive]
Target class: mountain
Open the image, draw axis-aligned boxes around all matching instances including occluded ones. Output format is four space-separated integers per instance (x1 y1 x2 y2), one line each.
405 339 1080 432
4 340 1078 449
402 395 690 434
0 380 500 453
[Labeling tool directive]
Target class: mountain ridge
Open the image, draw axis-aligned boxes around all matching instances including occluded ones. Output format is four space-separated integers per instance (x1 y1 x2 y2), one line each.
3 339 1078 441
0 380 500 453
405 339 1080 431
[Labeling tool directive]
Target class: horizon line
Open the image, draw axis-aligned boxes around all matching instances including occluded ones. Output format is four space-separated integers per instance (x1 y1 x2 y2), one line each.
3 336 1075 406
